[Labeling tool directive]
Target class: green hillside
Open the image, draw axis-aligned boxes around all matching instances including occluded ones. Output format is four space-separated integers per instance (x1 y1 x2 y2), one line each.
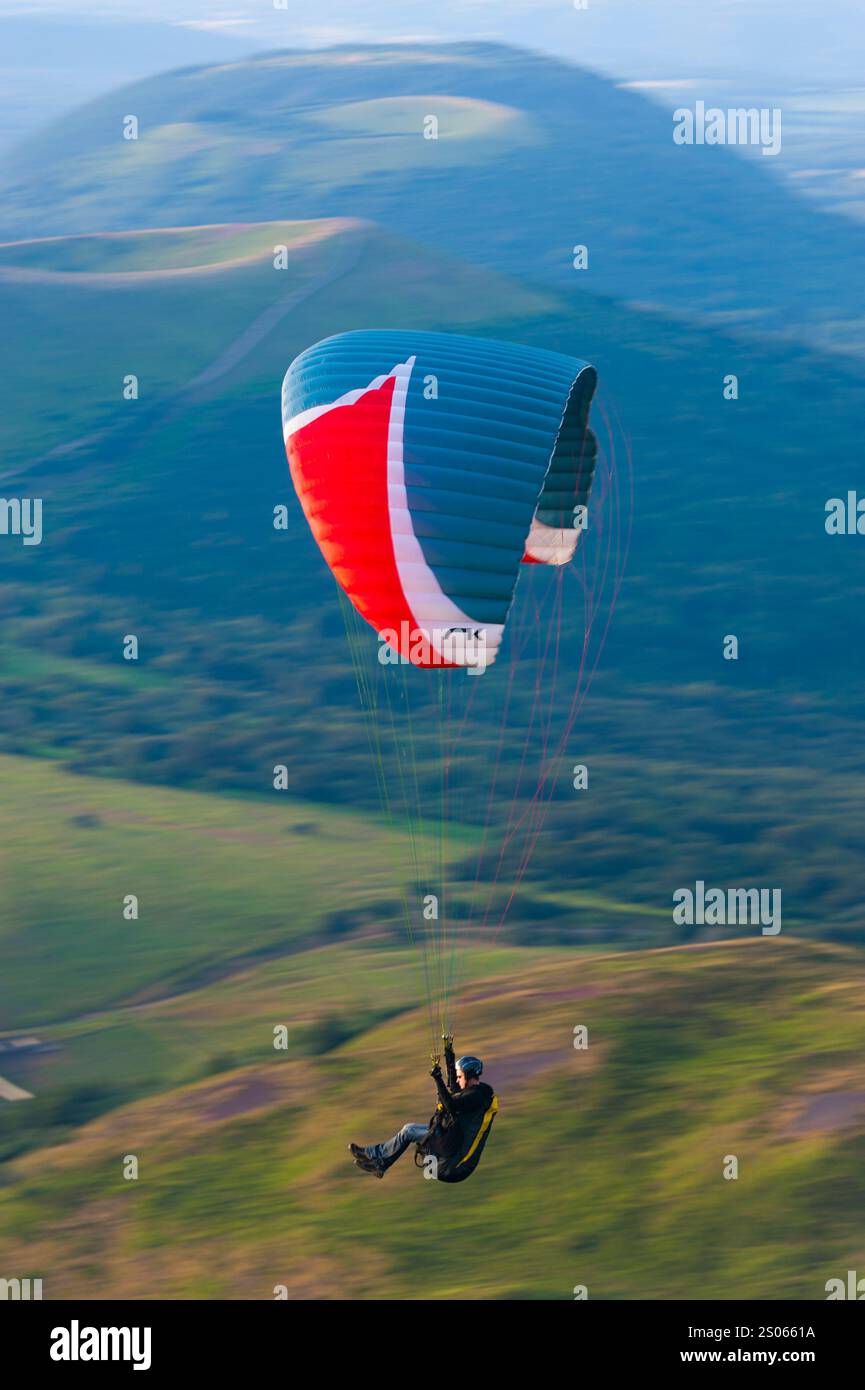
0 217 554 468
0 752 477 1031
2 938 864 1299
3 44 865 348
0 223 315 273
0 219 356 466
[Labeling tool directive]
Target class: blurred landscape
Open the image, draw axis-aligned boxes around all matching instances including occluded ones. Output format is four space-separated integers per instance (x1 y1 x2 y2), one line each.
1 6 864 1300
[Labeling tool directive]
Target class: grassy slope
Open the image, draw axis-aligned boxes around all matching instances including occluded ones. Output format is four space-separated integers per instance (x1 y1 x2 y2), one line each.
0 940 554 1104
0 753 473 1030
2 938 864 1299
0 223 316 272
0 220 345 466
0 217 555 468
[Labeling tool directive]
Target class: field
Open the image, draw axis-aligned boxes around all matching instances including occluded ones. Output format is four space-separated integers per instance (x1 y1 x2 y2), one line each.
0 752 480 1030
2 927 864 1299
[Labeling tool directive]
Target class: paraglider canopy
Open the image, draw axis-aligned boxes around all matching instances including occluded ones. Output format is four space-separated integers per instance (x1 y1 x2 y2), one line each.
282 330 598 671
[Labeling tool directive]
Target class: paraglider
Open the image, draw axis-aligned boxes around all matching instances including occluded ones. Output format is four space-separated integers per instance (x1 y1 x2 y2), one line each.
349 1036 497 1181
282 329 624 1182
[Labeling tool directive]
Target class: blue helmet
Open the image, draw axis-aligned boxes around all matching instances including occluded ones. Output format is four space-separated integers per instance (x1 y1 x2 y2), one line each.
457 1055 483 1079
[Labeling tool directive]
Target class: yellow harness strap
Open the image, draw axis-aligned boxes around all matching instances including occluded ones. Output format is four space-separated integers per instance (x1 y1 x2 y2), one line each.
457 1093 498 1166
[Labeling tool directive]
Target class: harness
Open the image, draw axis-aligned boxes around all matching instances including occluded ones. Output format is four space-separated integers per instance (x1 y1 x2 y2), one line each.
414 1093 498 1175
